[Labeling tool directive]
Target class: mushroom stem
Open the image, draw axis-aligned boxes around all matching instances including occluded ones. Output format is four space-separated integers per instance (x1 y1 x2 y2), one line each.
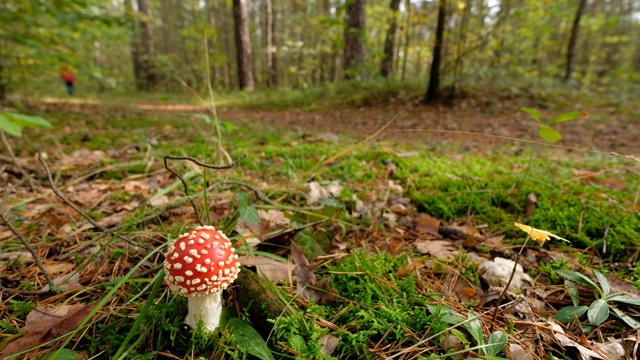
184 291 223 331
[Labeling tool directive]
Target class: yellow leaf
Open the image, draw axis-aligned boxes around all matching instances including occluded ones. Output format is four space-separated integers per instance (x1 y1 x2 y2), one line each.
514 222 570 243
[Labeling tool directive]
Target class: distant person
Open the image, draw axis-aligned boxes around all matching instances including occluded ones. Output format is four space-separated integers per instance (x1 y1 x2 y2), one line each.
60 66 75 95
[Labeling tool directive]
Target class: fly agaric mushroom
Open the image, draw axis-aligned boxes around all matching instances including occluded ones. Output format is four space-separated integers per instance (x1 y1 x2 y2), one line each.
163 225 240 331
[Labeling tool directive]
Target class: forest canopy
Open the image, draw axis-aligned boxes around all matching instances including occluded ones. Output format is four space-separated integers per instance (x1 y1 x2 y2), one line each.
1 0 639 99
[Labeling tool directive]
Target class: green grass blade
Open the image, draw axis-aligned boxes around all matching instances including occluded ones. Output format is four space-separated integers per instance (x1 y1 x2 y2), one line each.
113 269 166 360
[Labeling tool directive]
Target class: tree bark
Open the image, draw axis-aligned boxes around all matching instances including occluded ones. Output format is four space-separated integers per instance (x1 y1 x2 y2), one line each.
233 267 289 335
265 0 278 87
380 0 401 78
424 0 446 103
127 0 158 91
343 0 366 80
564 0 588 83
400 0 411 81
233 0 255 91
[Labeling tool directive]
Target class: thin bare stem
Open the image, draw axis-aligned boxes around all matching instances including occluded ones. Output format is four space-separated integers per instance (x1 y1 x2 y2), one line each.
38 150 104 230
0 186 60 294
489 234 531 333
163 154 247 226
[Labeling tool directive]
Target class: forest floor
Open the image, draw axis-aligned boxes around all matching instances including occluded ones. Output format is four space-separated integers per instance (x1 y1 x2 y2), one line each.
1 94 640 359
38 93 640 155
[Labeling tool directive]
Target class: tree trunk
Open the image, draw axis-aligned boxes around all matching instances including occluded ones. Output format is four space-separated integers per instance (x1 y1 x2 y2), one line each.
128 0 158 91
343 0 366 80
380 0 401 78
233 0 255 91
424 0 446 103
564 0 588 83
265 0 278 87
400 0 411 81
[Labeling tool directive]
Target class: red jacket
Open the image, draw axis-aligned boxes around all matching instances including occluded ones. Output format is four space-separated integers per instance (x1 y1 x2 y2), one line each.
61 68 75 82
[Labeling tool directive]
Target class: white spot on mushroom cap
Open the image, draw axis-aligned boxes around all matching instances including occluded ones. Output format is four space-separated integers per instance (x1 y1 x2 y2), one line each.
183 256 193 264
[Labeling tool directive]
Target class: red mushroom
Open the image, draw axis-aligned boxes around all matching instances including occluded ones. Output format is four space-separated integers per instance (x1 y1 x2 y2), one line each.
163 225 240 331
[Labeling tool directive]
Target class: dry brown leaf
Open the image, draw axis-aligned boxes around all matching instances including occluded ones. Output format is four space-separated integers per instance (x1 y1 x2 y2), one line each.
43 273 81 292
307 181 342 205
43 262 75 275
291 242 335 303
414 214 441 237
237 255 292 283
414 239 458 259
508 343 534 360
318 334 340 356
1 302 97 358
258 209 290 228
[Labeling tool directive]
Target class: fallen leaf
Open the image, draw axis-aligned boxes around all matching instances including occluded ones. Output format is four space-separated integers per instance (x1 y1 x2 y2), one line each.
291 242 335 303
43 262 75 275
508 343 534 360
1 302 97 358
258 209 290 228
546 321 607 360
237 255 292 283
414 239 458 259
307 181 342 205
42 273 81 292
414 214 441 237
318 334 339 356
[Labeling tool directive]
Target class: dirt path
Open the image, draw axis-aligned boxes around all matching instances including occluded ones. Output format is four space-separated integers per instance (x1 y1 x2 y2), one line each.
214 102 639 156
31 97 640 155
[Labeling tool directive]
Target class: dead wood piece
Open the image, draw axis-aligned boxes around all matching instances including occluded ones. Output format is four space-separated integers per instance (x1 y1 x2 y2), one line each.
234 267 289 335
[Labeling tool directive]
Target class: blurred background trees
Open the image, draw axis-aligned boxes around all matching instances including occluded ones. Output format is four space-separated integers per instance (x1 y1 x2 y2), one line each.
1 0 639 100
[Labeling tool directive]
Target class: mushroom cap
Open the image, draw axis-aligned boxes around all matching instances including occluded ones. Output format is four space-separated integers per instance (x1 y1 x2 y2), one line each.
164 225 240 296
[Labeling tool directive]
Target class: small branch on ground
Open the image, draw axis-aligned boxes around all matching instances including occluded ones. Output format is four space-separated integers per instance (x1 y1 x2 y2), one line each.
0 186 61 294
489 234 531 333
163 154 247 226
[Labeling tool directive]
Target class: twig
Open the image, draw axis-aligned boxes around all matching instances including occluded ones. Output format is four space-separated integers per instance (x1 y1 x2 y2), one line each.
37 150 146 250
163 154 247 226
0 186 60 294
1 130 37 189
59 193 204 259
488 234 531 333
38 150 106 230
206 179 323 211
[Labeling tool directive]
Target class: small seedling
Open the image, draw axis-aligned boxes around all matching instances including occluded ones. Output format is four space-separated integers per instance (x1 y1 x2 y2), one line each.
520 107 585 143
555 269 640 328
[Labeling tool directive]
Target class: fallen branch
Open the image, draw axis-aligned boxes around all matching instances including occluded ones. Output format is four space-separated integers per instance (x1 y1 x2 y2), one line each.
0 186 60 294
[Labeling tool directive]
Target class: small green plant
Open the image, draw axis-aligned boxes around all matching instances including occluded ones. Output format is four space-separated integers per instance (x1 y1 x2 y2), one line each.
520 107 585 143
555 269 640 328
6 300 36 319
433 306 508 359
0 112 52 137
